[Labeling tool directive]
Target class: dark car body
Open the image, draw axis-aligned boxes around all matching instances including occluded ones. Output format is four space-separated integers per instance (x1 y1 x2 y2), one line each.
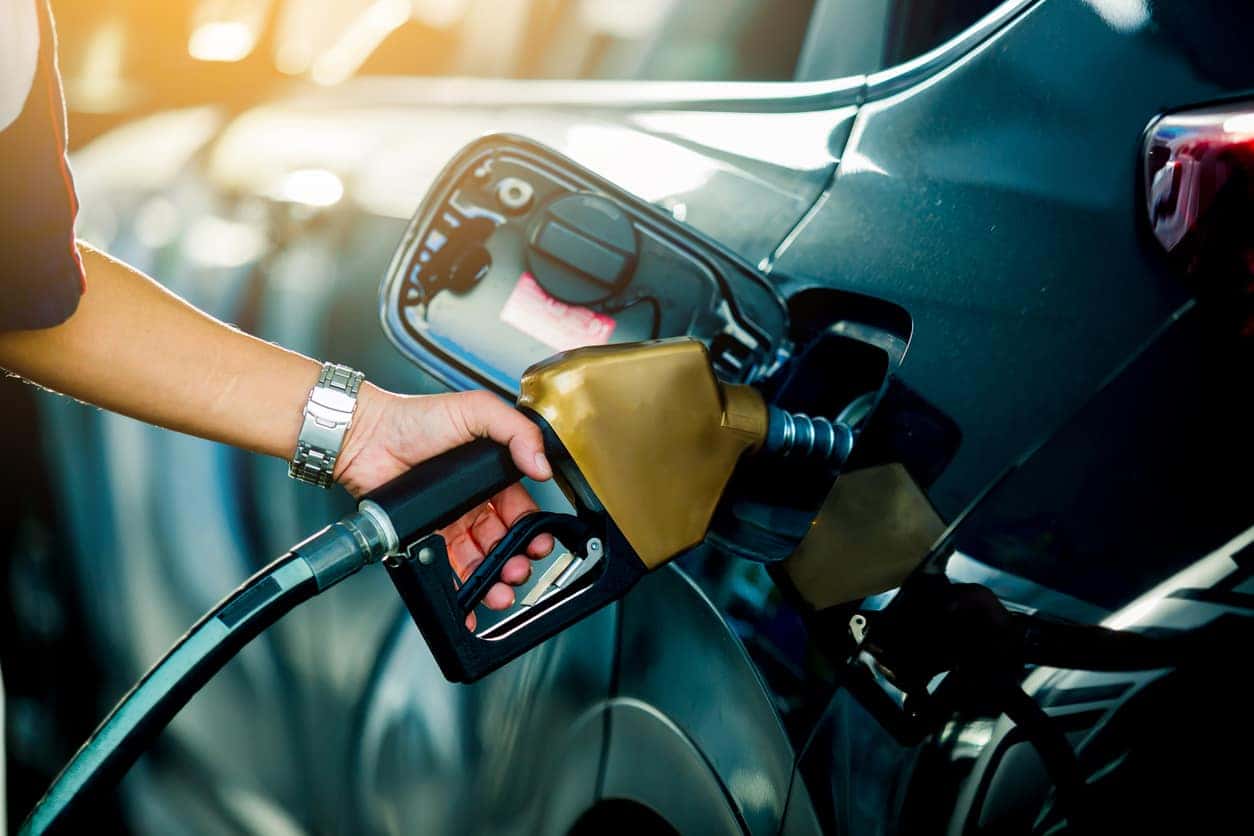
6 1 1253 833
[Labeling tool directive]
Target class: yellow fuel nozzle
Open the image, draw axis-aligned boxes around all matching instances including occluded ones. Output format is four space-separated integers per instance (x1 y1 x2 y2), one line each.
518 338 769 569
382 338 858 683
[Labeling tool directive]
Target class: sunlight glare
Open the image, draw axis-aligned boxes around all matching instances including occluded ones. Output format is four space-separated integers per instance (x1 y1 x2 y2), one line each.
269 168 346 207
189 21 258 62
311 0 411 85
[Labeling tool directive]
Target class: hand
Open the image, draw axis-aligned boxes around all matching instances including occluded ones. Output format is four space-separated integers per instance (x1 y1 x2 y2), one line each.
334 386 554 622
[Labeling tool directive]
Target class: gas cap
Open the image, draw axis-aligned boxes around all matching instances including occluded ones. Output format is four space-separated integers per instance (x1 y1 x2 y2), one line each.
526 192 638 303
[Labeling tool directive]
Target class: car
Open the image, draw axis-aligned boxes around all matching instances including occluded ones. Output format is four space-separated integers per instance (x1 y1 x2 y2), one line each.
5 0 1252 833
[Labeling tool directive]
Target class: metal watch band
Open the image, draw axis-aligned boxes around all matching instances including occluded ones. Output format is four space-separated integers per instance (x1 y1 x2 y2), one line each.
289 363 365 489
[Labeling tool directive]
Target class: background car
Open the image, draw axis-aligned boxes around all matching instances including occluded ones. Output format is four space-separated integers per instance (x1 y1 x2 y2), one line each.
3 0 1252 833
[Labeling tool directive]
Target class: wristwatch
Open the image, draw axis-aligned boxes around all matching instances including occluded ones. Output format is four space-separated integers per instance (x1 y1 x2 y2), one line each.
289 363 365 488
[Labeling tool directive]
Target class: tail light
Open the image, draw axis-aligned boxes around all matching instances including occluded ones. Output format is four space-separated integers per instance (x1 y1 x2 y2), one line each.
1144 101 1254 335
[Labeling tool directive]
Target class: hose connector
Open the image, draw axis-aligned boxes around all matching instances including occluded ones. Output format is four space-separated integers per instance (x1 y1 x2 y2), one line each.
764 406 854 467
294 505 398 591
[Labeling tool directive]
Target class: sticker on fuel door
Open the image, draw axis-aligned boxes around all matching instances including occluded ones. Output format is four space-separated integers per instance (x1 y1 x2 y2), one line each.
499 272 616 351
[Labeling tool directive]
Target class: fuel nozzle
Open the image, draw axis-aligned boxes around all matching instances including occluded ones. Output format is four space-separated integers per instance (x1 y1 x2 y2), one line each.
763 406 854 467
377 339 862 683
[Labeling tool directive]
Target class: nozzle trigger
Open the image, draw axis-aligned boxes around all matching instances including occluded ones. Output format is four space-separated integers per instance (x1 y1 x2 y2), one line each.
457 511 596 614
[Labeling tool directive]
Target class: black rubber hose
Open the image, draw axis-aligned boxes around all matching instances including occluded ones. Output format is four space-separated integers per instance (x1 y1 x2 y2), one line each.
1001 684 1090 830
20 507 392 836
20 552 318 834
1017 613 1195 672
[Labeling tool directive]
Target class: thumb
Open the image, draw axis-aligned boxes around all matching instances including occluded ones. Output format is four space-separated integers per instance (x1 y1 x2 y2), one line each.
454 391 552 482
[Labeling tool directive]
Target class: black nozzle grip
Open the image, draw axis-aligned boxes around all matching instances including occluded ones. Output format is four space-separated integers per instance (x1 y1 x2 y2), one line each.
385 518 646 683
362 438 521 544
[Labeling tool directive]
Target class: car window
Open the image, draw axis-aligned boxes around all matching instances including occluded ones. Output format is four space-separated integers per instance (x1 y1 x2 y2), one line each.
313 0 1013 83
880 0 1008 65
351 0 818 83
52 0 1019 137
526 0 817 81
796 0 1007 80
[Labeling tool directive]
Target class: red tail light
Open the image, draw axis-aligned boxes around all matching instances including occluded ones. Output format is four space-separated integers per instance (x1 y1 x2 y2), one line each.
1144 102 1254 334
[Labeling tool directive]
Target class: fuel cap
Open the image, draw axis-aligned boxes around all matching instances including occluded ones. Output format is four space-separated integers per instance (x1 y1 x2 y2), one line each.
527 192 637 304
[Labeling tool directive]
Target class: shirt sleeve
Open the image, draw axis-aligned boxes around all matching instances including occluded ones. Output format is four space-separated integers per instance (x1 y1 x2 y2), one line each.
0 0 86 332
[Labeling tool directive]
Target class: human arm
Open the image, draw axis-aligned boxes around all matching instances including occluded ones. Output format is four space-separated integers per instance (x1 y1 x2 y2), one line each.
0 243 551 608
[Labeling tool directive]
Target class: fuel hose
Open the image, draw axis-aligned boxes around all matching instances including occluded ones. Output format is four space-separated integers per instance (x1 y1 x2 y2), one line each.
20 506 397 836
21 438 521 835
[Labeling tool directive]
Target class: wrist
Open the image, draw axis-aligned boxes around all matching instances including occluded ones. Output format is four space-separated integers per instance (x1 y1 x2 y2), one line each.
333 381 391 485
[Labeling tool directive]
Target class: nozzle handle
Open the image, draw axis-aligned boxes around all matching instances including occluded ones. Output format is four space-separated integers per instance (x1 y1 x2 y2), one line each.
362 438 522 545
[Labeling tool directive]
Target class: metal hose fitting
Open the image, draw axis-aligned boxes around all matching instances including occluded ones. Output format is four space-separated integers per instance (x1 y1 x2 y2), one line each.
764 406 854 466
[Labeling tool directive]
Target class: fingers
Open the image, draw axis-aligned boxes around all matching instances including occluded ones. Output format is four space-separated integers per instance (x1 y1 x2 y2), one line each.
442 500 510 577
491 485 554 558
486 483 551 556
463 582 519 631
454 391 552 482
469 506 507 556
464 519 539 603
528 533 555 558
463 575 527 631
482 582 516 610
465 491 550 562
444 487 563 623
442 502 544 609
446 538 483 583
491 483 537 524
500 554 533 585
444 526 516 613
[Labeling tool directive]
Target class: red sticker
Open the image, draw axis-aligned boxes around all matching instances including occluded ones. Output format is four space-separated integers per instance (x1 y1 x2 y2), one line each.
499 272 616 352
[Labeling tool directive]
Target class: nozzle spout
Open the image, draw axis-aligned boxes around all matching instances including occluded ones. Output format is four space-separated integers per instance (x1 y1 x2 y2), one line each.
764 407 853 467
